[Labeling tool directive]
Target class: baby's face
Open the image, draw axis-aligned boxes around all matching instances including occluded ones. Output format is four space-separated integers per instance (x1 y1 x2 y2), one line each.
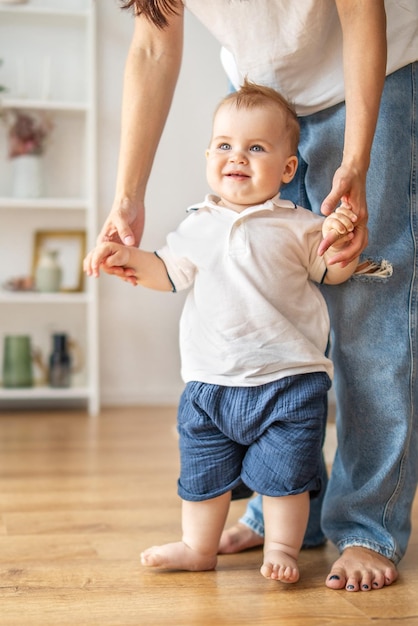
206 102 297 212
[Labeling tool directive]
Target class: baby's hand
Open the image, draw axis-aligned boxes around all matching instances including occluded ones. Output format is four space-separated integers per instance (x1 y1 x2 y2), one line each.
318 203 357 257
83 242 137 284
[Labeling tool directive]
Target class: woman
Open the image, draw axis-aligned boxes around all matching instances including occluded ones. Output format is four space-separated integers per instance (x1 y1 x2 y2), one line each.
88 0 418 592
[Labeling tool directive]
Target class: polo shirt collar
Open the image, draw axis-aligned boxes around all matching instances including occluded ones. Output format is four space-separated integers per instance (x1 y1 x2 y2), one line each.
187 193 297 213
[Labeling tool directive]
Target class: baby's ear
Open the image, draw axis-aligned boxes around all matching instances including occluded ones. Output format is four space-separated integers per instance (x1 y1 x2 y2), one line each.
282 155 298 184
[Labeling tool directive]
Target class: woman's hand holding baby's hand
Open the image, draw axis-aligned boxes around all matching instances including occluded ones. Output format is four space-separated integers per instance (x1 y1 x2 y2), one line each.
318 203 360 261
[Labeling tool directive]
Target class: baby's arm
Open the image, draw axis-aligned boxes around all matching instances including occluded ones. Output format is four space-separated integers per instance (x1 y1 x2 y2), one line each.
320 204 361 284
84 242 172 291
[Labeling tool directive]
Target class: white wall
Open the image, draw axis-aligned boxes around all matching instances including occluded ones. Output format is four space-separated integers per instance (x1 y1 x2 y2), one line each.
97 5 227 405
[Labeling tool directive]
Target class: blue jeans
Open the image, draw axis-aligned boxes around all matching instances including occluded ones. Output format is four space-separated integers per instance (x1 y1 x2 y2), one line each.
239 63 418 563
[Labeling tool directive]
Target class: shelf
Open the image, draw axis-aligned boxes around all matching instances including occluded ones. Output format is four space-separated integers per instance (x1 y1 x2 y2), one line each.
0 292 91 304
0 386 92 401
0 197 88 210
0 5 89 19
0 97 89 113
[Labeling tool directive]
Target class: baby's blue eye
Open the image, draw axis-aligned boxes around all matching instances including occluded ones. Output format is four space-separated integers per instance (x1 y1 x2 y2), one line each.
219 143 231 150
250 145 264 152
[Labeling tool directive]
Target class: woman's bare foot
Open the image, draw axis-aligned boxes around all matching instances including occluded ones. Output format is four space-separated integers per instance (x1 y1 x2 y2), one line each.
141 541 217 572
326 546 398 591
260 548 300 583
218 523 264 554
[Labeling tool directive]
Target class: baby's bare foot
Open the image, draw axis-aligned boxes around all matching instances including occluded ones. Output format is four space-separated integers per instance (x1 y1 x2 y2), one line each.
218 523 264 554
141 541 217 572
260 548 300 583
326 546 398 591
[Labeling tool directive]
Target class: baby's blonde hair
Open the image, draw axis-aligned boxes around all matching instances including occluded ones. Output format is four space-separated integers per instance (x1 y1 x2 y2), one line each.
216 79 300 154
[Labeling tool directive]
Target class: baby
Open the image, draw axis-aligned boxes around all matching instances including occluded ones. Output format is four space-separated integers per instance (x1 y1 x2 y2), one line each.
85 80 359 583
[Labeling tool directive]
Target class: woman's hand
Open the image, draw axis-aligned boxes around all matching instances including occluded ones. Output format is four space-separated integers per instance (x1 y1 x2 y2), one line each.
97 198 145 247
319 163 369 266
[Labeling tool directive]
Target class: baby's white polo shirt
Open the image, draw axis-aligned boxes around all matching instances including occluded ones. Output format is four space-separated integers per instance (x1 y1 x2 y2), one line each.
156 194 333 386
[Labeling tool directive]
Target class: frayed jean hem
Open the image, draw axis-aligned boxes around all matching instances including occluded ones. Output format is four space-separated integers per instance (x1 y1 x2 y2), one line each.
335 539 400 565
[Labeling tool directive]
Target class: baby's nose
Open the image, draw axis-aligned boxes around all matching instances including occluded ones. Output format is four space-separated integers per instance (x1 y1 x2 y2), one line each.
229 149 247 163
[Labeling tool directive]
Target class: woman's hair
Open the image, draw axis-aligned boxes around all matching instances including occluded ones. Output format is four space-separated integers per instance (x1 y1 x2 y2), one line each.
217 79 300 154
119 0 180 28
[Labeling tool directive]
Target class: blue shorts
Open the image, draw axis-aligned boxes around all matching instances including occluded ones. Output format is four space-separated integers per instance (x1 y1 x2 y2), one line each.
177 372 331 501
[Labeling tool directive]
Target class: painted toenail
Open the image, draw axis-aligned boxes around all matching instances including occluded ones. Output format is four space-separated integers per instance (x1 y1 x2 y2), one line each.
346 585 355 590
329 575 340 580
362 585 369 589
373 582 379 587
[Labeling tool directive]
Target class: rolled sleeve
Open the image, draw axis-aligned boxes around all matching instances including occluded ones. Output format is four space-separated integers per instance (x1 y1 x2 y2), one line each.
156 245 196 292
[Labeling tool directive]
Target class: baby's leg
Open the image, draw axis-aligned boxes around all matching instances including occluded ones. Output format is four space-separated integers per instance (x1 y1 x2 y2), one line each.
260 493 309 583
141 492 231 571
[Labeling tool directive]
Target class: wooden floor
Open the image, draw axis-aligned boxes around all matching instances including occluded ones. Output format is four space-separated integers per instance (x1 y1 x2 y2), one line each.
0 406 417 626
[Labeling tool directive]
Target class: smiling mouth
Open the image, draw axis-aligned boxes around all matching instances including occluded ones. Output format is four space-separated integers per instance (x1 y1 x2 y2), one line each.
226 172 250 179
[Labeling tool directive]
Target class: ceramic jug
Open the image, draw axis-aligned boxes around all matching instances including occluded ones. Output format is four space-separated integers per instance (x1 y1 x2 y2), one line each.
2 335 34 388
35 248 62 293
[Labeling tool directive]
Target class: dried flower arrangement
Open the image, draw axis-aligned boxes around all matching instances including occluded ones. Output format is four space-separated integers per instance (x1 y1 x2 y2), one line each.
4 109 53 158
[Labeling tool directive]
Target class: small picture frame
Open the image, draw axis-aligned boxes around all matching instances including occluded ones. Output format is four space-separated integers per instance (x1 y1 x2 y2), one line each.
33 230 86 293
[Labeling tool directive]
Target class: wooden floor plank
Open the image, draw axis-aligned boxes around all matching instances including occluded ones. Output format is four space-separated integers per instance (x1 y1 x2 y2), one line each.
0 406 417 626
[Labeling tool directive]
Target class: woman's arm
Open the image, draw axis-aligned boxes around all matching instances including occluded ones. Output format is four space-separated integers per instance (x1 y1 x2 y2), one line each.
94 5 184 251
320 0 387 265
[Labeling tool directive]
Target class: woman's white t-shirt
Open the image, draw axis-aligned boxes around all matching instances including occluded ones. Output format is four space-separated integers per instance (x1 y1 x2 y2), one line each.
184 0 418 115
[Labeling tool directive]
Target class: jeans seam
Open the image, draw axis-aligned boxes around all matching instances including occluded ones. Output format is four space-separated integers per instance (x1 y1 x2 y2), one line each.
381 62 417 560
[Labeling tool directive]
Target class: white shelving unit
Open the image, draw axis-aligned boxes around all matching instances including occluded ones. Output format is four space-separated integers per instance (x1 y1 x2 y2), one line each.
0 0 99 415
